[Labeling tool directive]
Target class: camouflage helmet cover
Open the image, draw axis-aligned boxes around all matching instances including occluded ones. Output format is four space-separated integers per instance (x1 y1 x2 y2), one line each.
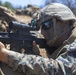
37 3 76 25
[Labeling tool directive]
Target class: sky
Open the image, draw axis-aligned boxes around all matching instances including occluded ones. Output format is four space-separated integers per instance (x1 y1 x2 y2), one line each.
2 0 45 7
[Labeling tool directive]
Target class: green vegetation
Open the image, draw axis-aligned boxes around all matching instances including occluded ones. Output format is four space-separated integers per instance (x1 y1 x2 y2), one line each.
0 0 76 16
0 1 15 12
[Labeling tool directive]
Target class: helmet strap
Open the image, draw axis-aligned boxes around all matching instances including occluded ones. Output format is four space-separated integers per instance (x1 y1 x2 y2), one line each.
47 18 58 47
47 19 73 47
53 18 57 37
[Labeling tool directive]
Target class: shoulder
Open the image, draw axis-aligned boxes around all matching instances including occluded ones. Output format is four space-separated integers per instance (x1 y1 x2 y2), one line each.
63 39 76 52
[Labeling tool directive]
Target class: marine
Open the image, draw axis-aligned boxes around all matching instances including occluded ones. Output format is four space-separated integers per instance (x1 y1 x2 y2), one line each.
0 3 76 75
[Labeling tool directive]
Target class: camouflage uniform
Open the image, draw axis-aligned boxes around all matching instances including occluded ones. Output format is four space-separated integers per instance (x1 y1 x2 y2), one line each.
6 40 76 75
0 6 18 75
2 3 76 75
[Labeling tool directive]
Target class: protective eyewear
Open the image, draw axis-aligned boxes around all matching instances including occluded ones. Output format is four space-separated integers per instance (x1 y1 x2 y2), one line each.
41 20 53 30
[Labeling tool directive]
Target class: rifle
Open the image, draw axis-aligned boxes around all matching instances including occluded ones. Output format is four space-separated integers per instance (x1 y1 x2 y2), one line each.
0 21 50 54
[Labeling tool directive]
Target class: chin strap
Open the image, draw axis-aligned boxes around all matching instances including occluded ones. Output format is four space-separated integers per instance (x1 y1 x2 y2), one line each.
0 67 4 75
47 36 57 47
47 18 58 47
53 18 57 37
47 18 73 47
47 26 73 47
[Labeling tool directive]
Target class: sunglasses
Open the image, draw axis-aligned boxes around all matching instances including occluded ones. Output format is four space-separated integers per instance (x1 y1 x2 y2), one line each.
41 20 53 30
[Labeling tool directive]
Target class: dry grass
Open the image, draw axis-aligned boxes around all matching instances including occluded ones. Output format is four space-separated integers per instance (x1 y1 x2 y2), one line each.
15 15 32 24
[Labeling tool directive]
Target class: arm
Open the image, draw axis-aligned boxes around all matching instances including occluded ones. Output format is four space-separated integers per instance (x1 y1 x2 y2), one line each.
0 42 75 75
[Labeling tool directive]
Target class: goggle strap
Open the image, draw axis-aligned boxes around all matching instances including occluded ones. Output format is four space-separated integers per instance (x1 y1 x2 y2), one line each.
53 18 57 37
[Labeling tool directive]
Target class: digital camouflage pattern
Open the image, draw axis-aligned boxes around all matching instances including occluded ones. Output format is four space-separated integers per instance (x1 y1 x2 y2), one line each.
36 3 76 25
7 39 76 75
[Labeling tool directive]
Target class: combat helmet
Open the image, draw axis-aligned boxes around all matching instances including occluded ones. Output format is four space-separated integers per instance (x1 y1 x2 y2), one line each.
37 3 76 25
35 3 76 47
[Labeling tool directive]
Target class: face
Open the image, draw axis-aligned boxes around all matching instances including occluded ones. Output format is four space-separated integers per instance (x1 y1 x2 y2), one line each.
41 19 54 41
40 18 71 47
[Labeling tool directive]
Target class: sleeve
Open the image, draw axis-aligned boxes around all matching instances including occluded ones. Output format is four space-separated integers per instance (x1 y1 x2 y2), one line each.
7 50 76 75
7 51 61 75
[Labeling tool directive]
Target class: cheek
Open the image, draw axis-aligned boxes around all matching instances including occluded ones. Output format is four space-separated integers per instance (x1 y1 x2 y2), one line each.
48 28 54 34
48 28 54 38
41 28 54 40
41 30 47 36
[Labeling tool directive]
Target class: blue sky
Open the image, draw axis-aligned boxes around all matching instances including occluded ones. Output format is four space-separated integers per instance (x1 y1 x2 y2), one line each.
2 0 45 7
